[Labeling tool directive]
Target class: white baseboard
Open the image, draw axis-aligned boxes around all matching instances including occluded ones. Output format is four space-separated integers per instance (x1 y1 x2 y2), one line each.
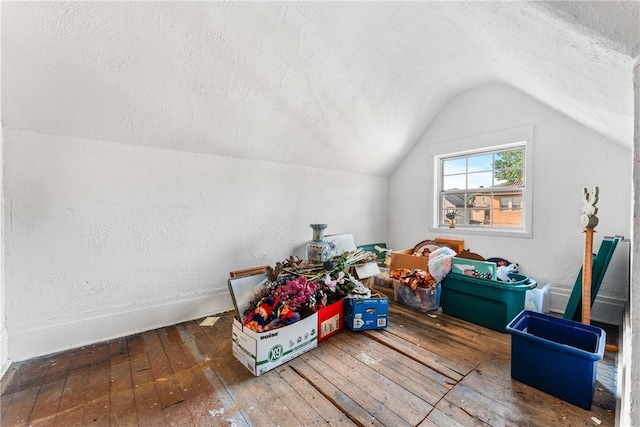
548 288 625 325
7 287 234 362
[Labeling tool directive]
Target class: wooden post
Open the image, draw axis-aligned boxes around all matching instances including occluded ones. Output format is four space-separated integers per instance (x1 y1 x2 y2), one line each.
582 228 594 324
580 187 599 325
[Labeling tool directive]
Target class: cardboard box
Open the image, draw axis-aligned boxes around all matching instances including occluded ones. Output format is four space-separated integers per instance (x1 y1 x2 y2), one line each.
434 238 464 254
232 312 318 376
354 261 381 280
349 261 381 289
344 294 389 331
389 248 429 272
227 273 270 322
317 299 344 342
229 265 269 279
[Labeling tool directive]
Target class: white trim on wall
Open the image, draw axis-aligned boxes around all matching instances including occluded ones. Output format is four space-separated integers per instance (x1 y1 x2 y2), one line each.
7 287 234 362
429 124 535 158
548 288 625 326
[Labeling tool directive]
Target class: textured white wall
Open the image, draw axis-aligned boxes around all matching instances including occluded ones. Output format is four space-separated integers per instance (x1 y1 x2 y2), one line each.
389 82 631 324
0 3 6 377
627 56 640 427
3 129 387 360
0 119 5 377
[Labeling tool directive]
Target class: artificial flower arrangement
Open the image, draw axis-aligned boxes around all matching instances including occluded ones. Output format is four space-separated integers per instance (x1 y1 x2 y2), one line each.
242 249 376 333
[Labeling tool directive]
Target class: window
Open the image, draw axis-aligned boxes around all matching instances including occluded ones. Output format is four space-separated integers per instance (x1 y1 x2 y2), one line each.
499 196 522 211
437 145 527 231
430 125 533 237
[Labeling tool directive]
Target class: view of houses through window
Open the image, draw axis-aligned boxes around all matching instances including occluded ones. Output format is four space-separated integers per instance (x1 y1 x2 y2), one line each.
440 146 525 229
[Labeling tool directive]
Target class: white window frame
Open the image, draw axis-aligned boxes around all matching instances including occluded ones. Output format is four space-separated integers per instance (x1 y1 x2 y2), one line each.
430 125 534 238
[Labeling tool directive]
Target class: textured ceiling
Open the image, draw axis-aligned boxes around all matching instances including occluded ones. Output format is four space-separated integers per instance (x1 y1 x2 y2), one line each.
2 1 638 176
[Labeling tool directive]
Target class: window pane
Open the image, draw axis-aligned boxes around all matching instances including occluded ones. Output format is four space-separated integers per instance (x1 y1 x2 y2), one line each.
494 149 524 186
468 192 490 208
443 158 466 175
512 196 522 210
467 154 493 172
499 197 510 210
441 193 460 226
443 174 466 191
469 194 492 225
491 207 523 227
443 193 466 210
456 209 468 226
467 172 493 189
494 174 509 187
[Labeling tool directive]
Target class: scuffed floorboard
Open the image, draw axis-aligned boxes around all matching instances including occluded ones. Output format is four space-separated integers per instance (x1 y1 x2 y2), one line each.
1 301 617 426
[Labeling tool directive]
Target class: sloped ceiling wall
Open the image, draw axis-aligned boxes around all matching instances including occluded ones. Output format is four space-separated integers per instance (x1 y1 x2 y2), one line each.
2 1 638 176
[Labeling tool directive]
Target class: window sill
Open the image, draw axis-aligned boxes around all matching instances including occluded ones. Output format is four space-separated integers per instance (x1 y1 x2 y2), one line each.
431 226 532 239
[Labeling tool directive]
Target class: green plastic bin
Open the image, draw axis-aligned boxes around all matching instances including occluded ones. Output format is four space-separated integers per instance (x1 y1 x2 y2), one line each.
441 272 537 332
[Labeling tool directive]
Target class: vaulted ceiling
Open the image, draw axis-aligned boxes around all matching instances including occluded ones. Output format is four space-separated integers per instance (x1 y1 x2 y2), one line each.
2 1 638 176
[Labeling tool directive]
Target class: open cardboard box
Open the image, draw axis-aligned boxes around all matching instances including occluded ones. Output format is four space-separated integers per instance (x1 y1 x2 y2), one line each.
229 272 319 376
232 312 318 376
434 237 464 254
390 239 464 272
389 248 429 271
317 298 344 342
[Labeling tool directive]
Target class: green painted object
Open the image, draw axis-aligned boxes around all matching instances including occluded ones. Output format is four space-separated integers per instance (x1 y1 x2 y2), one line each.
564 236 620 322
357 243 387 266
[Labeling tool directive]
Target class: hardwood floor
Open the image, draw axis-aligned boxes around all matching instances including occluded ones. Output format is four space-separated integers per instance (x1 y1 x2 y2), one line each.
1 299 617 426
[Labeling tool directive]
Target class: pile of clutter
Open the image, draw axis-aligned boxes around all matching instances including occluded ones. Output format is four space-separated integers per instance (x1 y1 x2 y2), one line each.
240 250 376 332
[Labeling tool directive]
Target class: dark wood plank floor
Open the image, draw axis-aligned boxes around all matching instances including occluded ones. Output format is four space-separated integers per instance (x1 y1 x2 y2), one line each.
1 298 617 426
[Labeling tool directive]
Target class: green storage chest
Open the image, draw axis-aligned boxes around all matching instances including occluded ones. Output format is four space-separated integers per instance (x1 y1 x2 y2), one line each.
441 273 537 332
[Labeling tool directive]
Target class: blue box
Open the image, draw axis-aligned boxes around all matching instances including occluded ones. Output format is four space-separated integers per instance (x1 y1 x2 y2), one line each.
506 310 605 410
344 295 389 331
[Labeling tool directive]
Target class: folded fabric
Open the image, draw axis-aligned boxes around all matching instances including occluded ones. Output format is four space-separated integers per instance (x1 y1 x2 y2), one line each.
428 246 457 283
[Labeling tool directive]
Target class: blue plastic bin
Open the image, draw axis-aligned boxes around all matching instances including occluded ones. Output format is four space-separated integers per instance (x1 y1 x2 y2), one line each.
506 310 606 410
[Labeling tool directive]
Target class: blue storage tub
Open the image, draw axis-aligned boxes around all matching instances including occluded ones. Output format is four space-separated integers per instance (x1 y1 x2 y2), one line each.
506 310 606 410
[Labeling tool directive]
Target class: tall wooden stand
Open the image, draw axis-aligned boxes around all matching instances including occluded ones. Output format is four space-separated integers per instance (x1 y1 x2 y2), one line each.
582 228 594 325
579 186 599 325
